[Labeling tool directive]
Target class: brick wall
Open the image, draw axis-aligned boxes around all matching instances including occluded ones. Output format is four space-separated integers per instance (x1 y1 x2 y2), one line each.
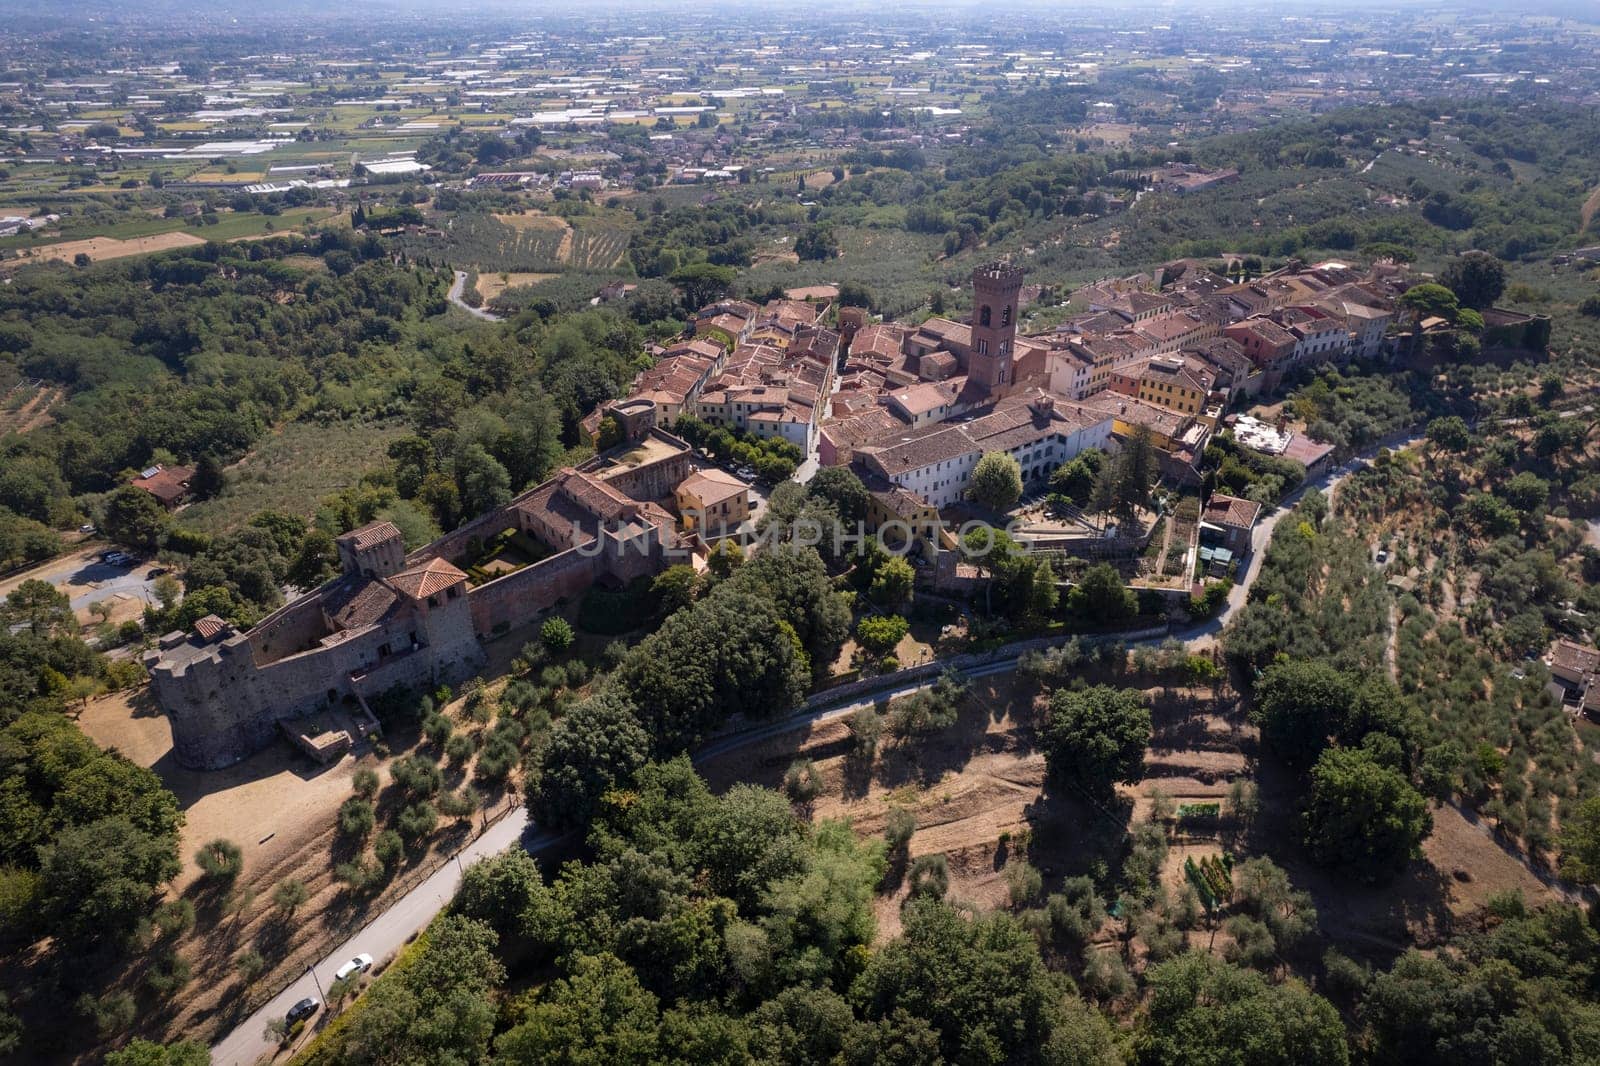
467 547 602 636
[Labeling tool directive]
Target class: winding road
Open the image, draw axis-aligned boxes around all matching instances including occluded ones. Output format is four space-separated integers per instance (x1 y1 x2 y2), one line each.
447 270 501 321
210 431 1419 1065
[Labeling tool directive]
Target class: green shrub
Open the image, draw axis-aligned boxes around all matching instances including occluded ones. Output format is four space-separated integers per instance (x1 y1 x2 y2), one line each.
338 798 376 838
194 838 243 884
540 616 574 652
397 802 439 844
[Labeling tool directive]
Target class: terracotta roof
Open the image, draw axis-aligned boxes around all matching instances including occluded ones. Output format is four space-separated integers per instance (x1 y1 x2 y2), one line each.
914 318 971 347
889 381 958 417
193 614 230 641
858 391 1107 477
387 557 467 601
1144 356 1213 393
872 484 935 519
337 520 402 551
1057 310 1135 337
1549 639 1600 677
1282 435 1335 469
131 465 195 506
1098 291 1171 315
325 577 401 629
1134 309 1210 345
1080 395 1189 438
1225 317 1297 349
1202 493 1262 531
556 468 640 523
677 468 748 506
849 323 909 361
665 338 725 361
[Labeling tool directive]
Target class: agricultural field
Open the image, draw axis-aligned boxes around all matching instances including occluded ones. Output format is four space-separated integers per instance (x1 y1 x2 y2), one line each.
398 210 629 273
0 208 337 263
0 381 63 435
473 270 557 303
179 419 413 534
696 664 1560 955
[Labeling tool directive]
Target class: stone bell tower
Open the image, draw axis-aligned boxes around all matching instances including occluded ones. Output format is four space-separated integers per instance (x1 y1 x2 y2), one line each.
969 260 1023 397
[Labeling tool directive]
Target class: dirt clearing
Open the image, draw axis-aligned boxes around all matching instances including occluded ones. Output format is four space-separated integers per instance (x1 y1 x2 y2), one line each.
1582 180 1600 232
0 385 62 435
475 270 557 301
12 231 208 265
68 682 521 1055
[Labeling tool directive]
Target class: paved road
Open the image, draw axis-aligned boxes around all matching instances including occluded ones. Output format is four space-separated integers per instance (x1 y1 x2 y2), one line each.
1 545 164 614
447 271 501 321
212 813 556 1066
210 427 1425 1065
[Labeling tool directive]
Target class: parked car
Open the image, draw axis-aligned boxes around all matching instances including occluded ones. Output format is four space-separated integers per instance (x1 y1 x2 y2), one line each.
147 566 170 578
286 997 320 1024
102 551 131 566
78 524 96 535
1375 549 1389 564
334 954 374 981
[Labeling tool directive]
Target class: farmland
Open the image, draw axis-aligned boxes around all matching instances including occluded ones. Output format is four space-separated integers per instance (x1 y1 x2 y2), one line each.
697 664 1563 953
397 211 629 273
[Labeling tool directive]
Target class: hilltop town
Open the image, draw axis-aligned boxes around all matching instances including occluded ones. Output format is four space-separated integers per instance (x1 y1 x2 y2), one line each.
139 249 1480 773
3 3 1600 1066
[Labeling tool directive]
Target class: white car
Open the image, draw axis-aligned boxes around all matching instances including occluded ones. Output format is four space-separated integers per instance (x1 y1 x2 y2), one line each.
334 954 373 981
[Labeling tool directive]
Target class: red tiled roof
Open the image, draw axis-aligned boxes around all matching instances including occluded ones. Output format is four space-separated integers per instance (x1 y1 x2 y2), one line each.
131 465 195 505
326 578 400 629
338 520 401 551
1551 639 1600 677
1202 494 1262 531
387 557 467 600
677 468 747 506
193 614 229 641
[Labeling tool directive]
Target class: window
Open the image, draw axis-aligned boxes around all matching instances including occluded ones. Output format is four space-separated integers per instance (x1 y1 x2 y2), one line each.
980 305 992 327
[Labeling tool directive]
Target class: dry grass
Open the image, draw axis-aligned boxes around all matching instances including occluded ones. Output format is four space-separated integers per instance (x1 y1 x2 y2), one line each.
180 419 411 534
697 666 1561 954
0 385 62 435
1075 123 1140 146
11 231 207 265
491 211 568 232
1581 182 1600 234
69 679 523 1057
489 213 574 262
475 271 557 302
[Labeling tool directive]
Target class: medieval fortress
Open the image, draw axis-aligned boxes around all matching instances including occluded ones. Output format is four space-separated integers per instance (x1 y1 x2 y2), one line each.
145 434 691 769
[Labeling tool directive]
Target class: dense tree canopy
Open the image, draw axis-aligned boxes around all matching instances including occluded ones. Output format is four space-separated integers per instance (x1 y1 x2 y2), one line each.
1137 952 1347 1066
1303 748 1431 882
967 451 1023 513
1042 685 1152 799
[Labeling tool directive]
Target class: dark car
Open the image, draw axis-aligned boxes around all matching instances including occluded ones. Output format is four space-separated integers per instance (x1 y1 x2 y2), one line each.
147 566 170 578
286 997 320 1024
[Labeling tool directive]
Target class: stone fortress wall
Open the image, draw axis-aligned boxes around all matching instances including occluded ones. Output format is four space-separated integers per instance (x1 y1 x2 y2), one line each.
145 429 700 770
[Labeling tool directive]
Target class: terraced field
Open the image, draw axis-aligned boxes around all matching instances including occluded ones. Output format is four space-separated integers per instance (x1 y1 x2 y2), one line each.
402 210 630 273
0 382 62 435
